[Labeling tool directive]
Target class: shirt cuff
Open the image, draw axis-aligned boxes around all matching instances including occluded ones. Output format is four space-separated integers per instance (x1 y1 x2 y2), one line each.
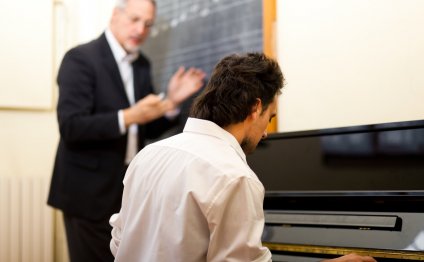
165 107 181 120
118 110 126 134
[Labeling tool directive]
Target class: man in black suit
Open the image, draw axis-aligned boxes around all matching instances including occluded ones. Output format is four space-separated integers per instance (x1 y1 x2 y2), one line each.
47 0 205 261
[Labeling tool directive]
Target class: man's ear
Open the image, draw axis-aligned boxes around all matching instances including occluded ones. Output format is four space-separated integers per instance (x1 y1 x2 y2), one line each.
250 99 263 120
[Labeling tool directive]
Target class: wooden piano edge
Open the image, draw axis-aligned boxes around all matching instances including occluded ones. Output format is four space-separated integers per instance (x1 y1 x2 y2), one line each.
263 242 424 260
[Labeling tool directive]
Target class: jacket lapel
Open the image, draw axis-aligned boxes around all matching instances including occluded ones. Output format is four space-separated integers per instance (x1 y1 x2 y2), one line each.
98 33 130 105
132 56 153 100
132 62 142 101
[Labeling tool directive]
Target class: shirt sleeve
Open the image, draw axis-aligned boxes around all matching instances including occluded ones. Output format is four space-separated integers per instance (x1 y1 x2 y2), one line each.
205 176 272 262
109 213 122 257
118 110 127 135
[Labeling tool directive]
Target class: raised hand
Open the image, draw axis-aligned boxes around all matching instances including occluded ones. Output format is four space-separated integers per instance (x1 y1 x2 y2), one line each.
167 66 206 106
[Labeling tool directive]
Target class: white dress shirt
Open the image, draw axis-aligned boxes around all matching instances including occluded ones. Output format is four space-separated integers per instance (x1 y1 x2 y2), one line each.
110 117 271 262
105 28 139 164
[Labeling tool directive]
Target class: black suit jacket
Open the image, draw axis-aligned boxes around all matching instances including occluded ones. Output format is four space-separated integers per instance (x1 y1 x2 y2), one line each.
48 33 175 220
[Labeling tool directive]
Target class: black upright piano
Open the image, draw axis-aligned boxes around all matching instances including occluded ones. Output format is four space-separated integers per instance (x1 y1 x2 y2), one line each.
247 120 424 261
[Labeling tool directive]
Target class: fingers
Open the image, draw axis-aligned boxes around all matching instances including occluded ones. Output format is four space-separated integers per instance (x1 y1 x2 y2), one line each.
172 66 185 79
175 66 205 80
363 256 377 262
166 65 206 105
193 68 206 77
324 253 377 262
172 66 206 84
183 67 206 90
184 67 196 76
184 67 206 79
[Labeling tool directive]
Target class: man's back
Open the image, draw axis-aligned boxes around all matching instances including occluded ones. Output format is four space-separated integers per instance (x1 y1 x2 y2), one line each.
110 118 271 262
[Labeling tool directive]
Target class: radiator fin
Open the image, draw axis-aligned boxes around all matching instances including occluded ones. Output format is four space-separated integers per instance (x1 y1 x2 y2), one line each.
0 176 54 262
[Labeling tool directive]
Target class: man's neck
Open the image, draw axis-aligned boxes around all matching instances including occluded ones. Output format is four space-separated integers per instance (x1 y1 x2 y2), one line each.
223 122 246 145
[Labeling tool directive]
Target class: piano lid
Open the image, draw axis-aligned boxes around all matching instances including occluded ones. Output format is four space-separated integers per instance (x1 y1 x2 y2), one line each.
247 119 424 192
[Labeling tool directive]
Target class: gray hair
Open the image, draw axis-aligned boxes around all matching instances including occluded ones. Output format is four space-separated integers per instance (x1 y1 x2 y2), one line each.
115 0 156 9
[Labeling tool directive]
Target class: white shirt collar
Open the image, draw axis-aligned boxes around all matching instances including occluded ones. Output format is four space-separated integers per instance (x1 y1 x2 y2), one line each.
183 117 247 163
105 28 139 64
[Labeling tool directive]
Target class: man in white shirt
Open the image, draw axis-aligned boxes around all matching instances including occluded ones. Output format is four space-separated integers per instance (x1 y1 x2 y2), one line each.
110 53 377 262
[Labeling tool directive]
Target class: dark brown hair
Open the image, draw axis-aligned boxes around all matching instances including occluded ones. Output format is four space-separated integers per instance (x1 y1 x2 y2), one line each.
190 52 285 127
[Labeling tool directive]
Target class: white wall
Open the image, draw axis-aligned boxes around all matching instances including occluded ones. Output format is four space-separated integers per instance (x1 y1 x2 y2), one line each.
0 0 115 175
276 0 424 132
0 0 53 109
56 0 115 48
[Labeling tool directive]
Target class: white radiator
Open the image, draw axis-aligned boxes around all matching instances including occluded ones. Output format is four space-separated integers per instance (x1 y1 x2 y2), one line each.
0 176 54 262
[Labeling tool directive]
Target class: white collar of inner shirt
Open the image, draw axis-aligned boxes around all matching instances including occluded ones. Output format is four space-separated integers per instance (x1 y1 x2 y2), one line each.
105 28 139 65
123 52 138 64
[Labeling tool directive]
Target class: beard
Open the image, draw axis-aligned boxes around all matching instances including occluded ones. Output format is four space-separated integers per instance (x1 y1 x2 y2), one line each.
123 36 145 54
124 43 141 54
240 137 258 155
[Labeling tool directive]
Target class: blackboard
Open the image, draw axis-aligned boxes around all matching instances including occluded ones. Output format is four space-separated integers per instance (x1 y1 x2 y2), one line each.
143 0 263 93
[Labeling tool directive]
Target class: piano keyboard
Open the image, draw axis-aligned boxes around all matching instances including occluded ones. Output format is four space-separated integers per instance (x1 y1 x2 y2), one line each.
264 242 424 261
